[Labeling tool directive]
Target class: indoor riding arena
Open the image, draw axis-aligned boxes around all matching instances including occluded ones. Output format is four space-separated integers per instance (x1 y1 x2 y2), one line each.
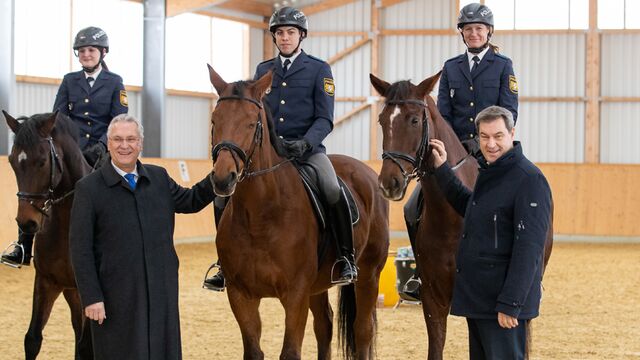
1 0 639 359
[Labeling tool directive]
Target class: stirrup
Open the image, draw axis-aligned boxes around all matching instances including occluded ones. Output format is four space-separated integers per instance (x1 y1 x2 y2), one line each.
202 261 225 292
400 275 422 301
331 257 357 286
1 242 26 269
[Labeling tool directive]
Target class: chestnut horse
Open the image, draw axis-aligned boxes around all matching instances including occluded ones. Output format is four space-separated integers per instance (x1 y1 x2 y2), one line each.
4 111 93 359
207 65 389 360
369 73 553 359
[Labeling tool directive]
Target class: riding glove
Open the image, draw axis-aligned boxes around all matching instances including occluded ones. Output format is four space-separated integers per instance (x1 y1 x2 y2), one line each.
283 139 311 159
82 141 107 166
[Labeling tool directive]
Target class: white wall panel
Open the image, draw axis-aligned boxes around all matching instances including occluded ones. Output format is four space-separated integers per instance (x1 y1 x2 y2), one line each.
308 0 370 32
325 106 371 160
601 33 640 97
601 103 640 164
15 82 59 116
382 0 454 29
163 95 211 159
516 102 585 163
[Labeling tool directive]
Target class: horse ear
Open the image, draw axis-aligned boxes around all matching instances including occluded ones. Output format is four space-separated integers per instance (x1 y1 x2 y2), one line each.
207 64 228 95
416 71 442 99
369 73 390 97
3 110 20 133
39 111 58 137
252 70 273 99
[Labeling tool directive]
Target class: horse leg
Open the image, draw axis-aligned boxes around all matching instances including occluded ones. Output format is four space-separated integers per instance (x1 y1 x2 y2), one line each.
227 288 264 360
24 274 61 360
309 292 333 360
62 289 93 360
353 276 380 360
279 293 310 360
421 281 450 360
424 316 448 360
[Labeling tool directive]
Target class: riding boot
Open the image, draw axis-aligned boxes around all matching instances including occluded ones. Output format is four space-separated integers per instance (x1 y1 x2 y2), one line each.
203 197 227 291
1 231 34 267
401 218 422 301
331 189 357 285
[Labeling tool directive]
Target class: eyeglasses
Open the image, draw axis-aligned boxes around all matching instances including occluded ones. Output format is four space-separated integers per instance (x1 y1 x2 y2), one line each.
109 136 140 145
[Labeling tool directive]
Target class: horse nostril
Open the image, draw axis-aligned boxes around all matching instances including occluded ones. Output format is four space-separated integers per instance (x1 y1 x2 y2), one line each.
18 220 39 234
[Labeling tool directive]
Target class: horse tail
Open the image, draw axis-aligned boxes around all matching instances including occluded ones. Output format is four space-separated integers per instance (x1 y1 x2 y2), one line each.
525 319 533 359
337 283 357 360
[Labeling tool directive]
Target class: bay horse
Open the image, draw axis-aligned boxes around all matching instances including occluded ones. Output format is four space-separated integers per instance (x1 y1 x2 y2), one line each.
207 65 390 360
369 73 553 359
4 111 93 359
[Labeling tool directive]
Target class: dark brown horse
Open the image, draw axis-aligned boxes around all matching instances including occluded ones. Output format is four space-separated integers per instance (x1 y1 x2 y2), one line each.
4 111 92 359
369 73 553 359
207 65 389 360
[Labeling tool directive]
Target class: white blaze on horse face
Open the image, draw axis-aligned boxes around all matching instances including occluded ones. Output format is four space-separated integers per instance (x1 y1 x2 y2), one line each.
388 106 401 140
18 151 27 163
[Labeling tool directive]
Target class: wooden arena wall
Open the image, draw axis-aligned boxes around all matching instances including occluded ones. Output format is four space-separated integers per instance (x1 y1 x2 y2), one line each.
1 157 639 250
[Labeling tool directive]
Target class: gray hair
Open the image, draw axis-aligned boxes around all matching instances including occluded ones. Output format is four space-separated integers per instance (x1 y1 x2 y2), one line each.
107 114 144 139
475 105 514 132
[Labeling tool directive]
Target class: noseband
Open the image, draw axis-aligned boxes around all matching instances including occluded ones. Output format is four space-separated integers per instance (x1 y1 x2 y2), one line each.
381 99 432 181
16 136 72 217
211 95 290 180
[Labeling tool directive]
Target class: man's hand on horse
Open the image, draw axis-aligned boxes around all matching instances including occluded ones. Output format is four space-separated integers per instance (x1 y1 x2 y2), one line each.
82 141 107 166
283 139 311 159
85 302 107 325
429 139 447 168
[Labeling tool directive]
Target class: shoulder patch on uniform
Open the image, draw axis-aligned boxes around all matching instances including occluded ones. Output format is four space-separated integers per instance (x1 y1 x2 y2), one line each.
509 75 518 94
120 90 129 107
323 78 335 96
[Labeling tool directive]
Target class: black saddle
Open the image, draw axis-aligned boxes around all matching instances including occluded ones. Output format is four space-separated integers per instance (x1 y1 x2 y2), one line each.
296 163 359 230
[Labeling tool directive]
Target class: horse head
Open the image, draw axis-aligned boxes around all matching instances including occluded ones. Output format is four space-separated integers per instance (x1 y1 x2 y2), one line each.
370 72 441 200
207 64 283 196
5 111 66 233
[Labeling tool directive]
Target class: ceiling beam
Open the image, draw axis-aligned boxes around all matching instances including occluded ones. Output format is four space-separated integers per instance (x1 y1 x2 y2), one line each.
167 0 226 17
215 0 273 17
302 0 358 16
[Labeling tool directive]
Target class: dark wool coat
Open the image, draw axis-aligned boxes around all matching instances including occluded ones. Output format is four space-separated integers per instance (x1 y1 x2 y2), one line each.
435 142 551 319
69 161 214 360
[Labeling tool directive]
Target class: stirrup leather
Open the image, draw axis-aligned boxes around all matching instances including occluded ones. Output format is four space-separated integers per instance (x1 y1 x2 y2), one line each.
331 256 358 285
1 241 26 268
202 261 225 292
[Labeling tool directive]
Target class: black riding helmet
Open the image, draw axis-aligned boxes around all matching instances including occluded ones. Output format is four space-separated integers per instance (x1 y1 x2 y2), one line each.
269 7 308 57
457 3 494 54
73 27 109 73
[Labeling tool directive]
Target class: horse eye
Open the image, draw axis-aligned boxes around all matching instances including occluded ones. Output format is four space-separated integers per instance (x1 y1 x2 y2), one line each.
410 116 420 126
38 159 46 168
248 122 256 129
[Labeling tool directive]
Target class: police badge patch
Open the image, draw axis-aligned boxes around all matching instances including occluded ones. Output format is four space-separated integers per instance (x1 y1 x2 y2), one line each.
323 78 335 96
120 90 129 107
509 75 519 94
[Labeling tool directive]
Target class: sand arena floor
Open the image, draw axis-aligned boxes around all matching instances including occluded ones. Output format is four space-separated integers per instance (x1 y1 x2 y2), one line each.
0 242 639 359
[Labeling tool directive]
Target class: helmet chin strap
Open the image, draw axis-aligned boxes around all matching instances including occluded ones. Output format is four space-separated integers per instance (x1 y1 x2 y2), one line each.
461 32 492 54
272 31 305 58
81 48 105 73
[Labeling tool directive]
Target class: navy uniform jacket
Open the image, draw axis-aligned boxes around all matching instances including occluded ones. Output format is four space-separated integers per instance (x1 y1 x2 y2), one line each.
53 70 128 150
437 48 518 141
434 142 551 319
254 50 335 155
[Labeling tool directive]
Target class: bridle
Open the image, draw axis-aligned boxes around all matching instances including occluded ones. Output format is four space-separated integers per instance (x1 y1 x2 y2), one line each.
381 99 432 181
16 137 74 218
211 95 290 181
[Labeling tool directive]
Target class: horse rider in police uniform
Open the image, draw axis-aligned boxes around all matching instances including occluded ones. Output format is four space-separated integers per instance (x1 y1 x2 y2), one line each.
203 6 358 291
2 26 128 268
400 3 519 301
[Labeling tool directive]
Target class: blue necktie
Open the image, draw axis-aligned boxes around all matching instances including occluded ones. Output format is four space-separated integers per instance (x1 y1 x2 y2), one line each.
471 56 480 73
124 173 136 190
283 59 291 75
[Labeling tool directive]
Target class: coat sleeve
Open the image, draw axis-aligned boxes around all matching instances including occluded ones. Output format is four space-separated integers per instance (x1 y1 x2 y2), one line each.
303 63 334 148
69 180 104 307
105 76 128 144
53 76 71 115
495 173 551 318
498 59 519 124
437 65 453 125
169 170 216 214
433 162 472 216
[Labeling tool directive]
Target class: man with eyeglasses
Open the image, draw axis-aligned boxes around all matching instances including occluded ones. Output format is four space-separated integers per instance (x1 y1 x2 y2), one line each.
69 114 215 359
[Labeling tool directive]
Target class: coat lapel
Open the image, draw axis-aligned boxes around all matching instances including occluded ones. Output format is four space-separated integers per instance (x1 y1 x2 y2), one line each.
471 48 496 79
73 71 91 94
457 55 473 84
284 51 308 79
91 71 108 93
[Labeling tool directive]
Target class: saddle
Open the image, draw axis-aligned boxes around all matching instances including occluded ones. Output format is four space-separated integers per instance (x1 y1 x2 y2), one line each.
296 163 359 230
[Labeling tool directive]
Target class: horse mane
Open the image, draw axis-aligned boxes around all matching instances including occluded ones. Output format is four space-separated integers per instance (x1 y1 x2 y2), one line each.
229 80 288 158
425 96 468 160
384 80 414 103
13 112 79 149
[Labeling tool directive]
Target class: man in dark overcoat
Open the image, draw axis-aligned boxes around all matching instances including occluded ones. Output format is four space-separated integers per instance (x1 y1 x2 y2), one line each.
69 114 214 360
430 106 552 359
